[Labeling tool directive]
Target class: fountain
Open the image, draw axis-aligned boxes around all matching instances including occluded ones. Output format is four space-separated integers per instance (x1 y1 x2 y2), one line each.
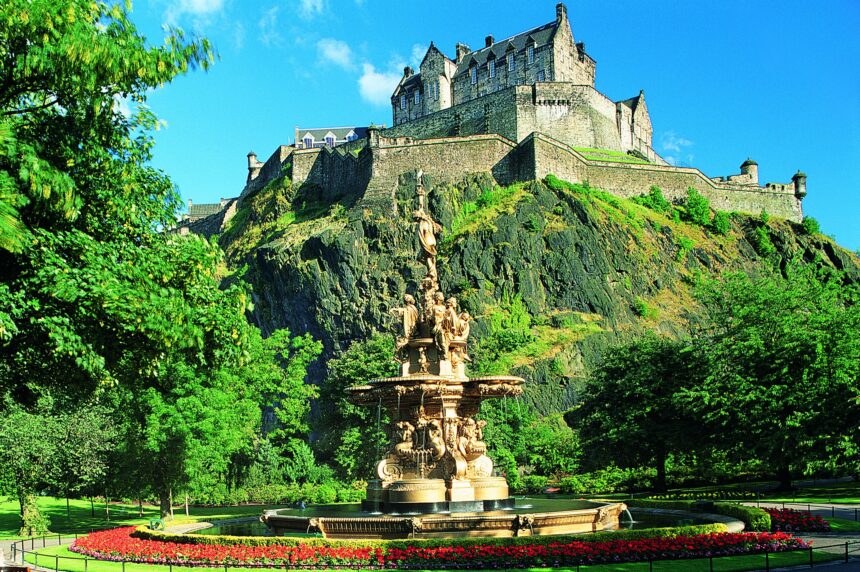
262 173 625 538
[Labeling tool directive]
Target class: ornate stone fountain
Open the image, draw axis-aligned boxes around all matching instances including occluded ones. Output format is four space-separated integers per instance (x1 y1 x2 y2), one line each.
262 173 625 538
346 174 523 513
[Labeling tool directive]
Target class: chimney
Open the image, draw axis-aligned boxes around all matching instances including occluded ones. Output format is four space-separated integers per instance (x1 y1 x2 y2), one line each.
556 2 567 21
403 66 414 77
485 35 494 48
455 43 471 63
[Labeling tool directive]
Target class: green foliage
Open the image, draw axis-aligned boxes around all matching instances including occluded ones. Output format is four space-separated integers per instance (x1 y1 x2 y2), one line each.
574 334 707 491
632 297 657 319
801 216 821 235
759 209 770 224
710 210 731 235
626 499 770 531
517 474 549 493
557 467 647 495
632 186 672 214
470 292 536 375
447 183 525 240
688 267 860 488
314 334 398 481
682 188 712 227
753 225 776 257
675 236 695 262
20 495 51 536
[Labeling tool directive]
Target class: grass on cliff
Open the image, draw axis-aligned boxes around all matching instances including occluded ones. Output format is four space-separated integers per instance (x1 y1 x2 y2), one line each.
573 147 651 164
445 183 529 242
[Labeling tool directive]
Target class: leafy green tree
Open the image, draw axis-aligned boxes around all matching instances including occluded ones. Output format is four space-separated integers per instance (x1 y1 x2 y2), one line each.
315 334 398 480
573 334 706 492
526 414 581 478
682 188 712 227
801 216 821 235
711 210 731 235
687 267 860 489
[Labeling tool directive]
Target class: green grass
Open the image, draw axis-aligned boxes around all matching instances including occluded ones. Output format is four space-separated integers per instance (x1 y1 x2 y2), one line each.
572 147 651 165
0 497 284 540
762 481 860 504
23 544 844 572
445 183 527 241
828 516 860 532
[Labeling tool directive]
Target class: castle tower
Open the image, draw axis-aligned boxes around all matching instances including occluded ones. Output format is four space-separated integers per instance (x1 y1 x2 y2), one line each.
246 150 262 182
740 158 759 185
792 170 807 199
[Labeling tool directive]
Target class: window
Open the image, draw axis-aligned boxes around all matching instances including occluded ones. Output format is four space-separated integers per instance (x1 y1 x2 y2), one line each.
537 69 545 82
489 59 495 79
432 83 438 100
415 91 421 105
303 136 313 148
470 66 477 85
507 53 514 71
325 136 335 148
346 132 357 142
527 45 535 64
400 94 406 110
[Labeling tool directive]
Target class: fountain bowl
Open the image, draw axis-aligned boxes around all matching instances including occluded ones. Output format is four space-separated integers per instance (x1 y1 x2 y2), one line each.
261 499 627 539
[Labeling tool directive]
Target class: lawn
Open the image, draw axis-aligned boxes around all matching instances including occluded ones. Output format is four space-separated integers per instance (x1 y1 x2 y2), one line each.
22 544 845 572
828 517 860 532
0 497 283 540
762 481 860 504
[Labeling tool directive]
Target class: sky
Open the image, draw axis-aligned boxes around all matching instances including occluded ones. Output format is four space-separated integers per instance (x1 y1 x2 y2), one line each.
130 0 860 252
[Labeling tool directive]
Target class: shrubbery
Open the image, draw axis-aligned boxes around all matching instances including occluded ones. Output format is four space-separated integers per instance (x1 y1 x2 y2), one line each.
801 216 821 235
627 499 771 532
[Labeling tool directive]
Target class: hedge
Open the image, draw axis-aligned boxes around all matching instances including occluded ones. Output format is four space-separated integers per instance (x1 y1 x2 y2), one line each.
626 499 770 532
134 522 728 549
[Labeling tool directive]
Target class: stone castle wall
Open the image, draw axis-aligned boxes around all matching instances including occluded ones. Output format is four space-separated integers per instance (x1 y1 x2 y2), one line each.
384 83 661 163
230 131 803 226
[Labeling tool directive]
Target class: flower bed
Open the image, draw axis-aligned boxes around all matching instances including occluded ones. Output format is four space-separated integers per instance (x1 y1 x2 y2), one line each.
765 508 831 532
71 526 810 569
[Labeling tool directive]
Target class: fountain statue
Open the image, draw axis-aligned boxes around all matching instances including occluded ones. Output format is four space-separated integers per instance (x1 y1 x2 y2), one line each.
346 172 523 512
262 173 625 538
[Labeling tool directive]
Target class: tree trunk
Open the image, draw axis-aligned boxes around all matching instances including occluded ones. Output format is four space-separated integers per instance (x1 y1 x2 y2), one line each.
158 489 171 519
90 497 95 517
169 488 174 519
775 464 793 491
66 497 70 519
138 498 143 517
104 493 110 521
184 494 189 517
654 449 668 493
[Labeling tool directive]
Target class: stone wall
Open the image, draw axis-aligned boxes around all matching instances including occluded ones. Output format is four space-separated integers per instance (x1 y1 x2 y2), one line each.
527 134 803 220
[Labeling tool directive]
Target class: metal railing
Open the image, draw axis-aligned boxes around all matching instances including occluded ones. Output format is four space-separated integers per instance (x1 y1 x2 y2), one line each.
9 533 860 571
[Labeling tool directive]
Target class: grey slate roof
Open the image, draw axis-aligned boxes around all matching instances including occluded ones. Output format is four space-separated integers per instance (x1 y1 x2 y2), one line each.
454 21 557 76
298 126 368 141
188 203 224 218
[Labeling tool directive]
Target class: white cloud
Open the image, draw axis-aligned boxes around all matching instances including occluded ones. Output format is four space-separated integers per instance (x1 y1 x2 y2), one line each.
358 63 400 106
660 130 693 154
165 0 225 25
298 0 324 19
233 22 246 50
411 44 426 68
317 38 354 70
112 94 133 118
258 6 281 47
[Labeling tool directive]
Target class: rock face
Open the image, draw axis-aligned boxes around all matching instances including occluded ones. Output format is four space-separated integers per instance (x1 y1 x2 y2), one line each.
220 172 859 415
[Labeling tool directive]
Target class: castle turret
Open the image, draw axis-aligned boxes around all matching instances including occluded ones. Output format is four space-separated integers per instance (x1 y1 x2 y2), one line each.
792 170 807 199
556 2 568 22
740 158 759 185
455 43 470 64
247 150 262 182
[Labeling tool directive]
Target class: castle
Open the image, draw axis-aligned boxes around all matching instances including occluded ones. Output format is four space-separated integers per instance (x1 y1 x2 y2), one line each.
179 3 806 235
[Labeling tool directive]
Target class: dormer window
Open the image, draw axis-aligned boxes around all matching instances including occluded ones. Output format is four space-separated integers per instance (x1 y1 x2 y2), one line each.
507 53 515 71
415 91 421 105
400 94 406 110
470 66 477 85
325 135 335 148
488 58 495 79
303 136 313 148
527 45 535 65
346 131 357 142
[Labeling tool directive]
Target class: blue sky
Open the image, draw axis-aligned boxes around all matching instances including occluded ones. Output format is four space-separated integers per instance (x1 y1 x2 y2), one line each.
131 0 860 251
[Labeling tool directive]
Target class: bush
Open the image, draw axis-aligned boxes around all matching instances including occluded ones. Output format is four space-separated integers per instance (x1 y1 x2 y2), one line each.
682 188 711 226
632 186 672 214
801 216 820 235
517 475 549 494
753 226 776 257
675 236 695 262
627 499 771 531
711 211 731 235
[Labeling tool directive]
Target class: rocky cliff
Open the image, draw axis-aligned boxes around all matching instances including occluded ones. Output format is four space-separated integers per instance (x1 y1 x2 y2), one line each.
219 172 859 415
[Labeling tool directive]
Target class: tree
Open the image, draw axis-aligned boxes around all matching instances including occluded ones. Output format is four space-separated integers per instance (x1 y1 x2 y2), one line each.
687 267 860 489
574 334 706 492
315 334 398 481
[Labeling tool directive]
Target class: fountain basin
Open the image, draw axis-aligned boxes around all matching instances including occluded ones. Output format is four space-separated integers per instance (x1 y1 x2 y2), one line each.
261 499 626 539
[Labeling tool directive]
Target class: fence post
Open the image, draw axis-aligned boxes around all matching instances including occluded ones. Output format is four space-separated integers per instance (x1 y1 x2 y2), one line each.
765 550 770 571
43 536 46 548
55 554 59 572
809 546 813 567
85 556 88 572
122 558 126 572
846 543 849 563
832 506 836 518
709 555 714 572
649 557 653 572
